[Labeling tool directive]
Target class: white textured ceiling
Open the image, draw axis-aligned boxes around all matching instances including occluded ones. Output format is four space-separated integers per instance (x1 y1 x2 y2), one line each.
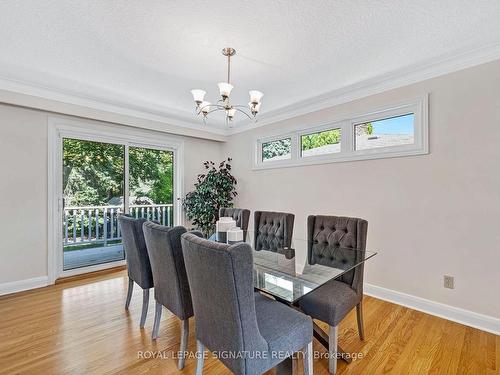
1 0 500 132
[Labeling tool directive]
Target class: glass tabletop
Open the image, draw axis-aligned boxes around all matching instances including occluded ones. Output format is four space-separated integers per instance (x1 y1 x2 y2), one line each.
210 230 377 303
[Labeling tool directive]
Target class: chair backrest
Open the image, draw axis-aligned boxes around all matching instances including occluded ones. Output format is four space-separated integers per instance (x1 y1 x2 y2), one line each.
254 211 294 251
181 233 267 374
118 214 153 289
142 222 199 320
219 207 250 240
307 215 368 296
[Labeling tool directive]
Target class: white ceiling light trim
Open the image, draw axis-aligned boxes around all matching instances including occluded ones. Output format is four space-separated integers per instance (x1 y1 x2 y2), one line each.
227 41 500 134
2 0 500 136
0 43 500 137
0 73 226 135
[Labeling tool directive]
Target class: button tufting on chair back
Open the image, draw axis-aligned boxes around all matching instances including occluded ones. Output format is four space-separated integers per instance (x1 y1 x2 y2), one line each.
307 215 367 291
254 211 294 251
299 215 368 374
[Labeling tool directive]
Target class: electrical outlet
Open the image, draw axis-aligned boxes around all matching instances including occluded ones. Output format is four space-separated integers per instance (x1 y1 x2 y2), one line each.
444 275 454 289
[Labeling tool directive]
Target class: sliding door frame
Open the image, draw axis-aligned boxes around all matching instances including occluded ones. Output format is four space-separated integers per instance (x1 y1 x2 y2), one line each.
48 117 184 283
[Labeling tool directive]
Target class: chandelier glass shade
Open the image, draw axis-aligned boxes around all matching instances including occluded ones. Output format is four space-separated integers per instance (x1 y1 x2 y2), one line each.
191 47 263 125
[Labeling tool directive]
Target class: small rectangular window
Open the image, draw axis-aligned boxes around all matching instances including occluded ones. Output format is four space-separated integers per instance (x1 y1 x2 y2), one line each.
355 113 415 151
254 96 428 170
301 128 341 157
262 138 291 162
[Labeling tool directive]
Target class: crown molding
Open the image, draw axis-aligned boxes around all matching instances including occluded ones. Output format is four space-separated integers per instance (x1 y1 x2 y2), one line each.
1 42 500 137
228 42 500 135
0 75 228 136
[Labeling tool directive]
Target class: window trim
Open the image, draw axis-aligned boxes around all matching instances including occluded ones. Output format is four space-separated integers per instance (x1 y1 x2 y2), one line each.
256 132 295 166
253 95 428 170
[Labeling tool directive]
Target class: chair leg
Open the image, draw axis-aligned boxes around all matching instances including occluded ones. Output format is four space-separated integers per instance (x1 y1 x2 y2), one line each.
125 278 134 310
292 354 298 374
151 302 162 339
178 319 189 369
140 288 149 328
303 341 313 375
195 340 205 375
356 301 365 341
329 325 338 374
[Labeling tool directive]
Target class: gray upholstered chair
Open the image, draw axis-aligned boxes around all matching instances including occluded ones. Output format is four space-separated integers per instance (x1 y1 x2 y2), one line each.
254 211 294 251
219 207 250 241
297 215 368 374
181 233 313 375
142 223 202 369
118 214 154 328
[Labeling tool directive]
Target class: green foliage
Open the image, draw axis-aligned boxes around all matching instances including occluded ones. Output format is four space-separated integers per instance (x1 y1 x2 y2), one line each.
63 139 173 207
129 147 173 204
262 139 291 160
355 122 373 136
301 129 340 151
63 139 124 206
183 159 237 236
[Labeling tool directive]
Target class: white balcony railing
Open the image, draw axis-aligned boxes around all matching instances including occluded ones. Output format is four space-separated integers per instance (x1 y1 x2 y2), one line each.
63 204 174 246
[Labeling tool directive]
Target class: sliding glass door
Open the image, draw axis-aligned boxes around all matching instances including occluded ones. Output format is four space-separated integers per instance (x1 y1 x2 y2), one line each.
128 146 174 225
62 139 174 271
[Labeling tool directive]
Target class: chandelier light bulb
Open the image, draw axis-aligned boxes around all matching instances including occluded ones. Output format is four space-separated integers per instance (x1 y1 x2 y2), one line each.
249 101 261 115
249 90 264 104
218 82 234 99
227 107 236 119
200 101 211 114
191 89 206 104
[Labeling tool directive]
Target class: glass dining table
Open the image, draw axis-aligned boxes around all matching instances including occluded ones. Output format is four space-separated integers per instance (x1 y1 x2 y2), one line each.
210 230 377 374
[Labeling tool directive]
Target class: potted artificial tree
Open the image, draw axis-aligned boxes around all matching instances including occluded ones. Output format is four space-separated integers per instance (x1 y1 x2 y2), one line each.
183 158 237 237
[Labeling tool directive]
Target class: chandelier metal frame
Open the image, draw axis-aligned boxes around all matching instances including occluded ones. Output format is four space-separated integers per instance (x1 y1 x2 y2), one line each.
190 47 263 126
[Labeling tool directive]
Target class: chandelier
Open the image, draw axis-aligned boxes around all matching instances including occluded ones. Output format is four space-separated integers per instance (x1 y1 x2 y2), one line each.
190 47 263 126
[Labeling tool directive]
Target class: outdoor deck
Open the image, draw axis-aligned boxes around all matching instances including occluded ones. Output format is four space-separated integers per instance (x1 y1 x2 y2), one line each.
62 203 173 270
63 245 124 270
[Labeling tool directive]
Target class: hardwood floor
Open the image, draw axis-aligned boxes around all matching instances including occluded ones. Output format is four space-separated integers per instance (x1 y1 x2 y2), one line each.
0 270 497 374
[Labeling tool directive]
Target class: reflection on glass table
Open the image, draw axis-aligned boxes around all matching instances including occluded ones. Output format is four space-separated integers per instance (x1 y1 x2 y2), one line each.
211 230 377 303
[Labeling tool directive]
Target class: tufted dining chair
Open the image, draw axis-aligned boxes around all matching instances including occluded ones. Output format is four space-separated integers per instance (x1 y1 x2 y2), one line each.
253 211 294 251
118 214 154 328
181 233 313 375
297 215 368 374
219 207 250 241
142 222 203 369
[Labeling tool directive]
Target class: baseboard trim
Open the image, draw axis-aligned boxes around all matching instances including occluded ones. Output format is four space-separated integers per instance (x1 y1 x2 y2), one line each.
0 276 49 296
1 276 498 334
55 265 126 284
364 283 500 335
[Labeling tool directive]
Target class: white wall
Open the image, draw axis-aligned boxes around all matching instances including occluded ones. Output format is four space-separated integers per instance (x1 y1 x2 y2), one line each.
224 60 500 320
0 59 498 332
0 104 222 286
0 105 48 286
